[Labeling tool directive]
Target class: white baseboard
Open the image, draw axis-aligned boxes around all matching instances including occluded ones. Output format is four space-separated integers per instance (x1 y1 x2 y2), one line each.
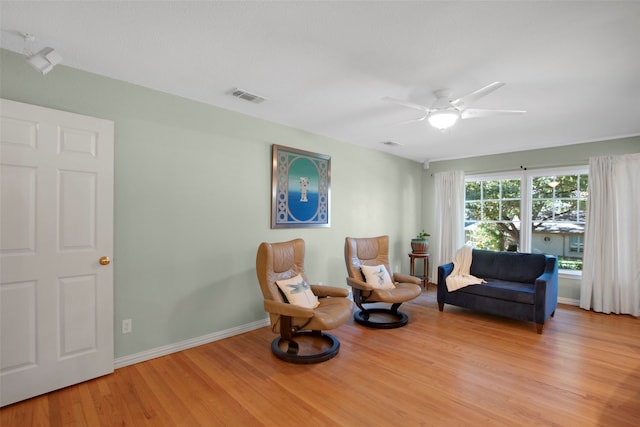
558 297 580 306
114 317 270 369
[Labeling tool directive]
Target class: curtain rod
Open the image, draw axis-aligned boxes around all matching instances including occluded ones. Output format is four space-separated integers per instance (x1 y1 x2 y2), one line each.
430 161 589 177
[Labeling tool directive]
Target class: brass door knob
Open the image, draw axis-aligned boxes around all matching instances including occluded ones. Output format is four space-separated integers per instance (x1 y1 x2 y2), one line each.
99 256 111 266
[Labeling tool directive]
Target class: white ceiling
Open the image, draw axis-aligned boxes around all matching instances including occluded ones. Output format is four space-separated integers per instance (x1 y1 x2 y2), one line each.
2 1 639 163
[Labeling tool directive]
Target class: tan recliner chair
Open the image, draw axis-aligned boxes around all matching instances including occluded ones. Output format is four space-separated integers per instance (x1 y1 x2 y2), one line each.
256 238 353 363
345 235 422 328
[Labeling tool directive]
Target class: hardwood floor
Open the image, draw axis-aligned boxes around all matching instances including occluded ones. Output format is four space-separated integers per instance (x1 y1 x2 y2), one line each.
2 290 639 426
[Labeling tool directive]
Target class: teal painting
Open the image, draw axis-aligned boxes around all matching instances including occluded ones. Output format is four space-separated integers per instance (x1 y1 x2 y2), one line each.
271 145 330 228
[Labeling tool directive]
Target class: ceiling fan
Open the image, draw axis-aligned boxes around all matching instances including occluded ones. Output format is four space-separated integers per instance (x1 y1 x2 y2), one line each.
384 82 525 130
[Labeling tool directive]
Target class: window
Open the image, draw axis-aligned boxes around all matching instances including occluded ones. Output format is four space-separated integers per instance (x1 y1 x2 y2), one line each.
465 177 521 252
529 171 588 271
465 167 588 273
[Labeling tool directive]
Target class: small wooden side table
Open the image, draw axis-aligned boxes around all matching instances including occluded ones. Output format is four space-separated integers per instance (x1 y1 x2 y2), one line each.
408 252 430 289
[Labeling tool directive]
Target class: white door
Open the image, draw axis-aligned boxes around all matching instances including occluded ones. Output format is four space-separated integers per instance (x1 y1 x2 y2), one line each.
0 99 114 406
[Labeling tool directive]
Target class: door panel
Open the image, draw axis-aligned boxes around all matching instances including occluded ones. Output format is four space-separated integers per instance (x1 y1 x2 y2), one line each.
1 165 36 254
59 274 98 357
0 281 37 373
59 170 97 250
0 98 114 406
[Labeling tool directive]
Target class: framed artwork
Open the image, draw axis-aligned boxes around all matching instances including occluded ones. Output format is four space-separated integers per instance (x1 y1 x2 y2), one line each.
271 144 331 228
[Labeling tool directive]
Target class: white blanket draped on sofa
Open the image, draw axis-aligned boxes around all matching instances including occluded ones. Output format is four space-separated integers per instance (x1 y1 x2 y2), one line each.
445 245 486 291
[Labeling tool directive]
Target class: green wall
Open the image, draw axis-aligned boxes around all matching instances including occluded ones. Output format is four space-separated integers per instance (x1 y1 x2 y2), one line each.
1 49 423 358
421 135 640 300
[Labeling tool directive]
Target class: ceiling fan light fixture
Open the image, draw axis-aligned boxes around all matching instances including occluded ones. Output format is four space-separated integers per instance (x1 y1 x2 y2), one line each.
428 109 460 130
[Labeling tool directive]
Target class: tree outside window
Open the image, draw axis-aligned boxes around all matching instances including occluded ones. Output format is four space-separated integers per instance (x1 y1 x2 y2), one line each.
465 178 521 252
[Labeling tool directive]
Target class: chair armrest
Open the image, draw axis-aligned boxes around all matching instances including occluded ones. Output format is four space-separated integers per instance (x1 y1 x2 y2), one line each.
393 273 421 285
310 285 349 298
264 299 314 318
346 276 374 291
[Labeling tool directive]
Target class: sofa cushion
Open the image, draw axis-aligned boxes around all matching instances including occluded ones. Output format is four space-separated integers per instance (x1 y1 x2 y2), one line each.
456 279 536 304
470 250 546 284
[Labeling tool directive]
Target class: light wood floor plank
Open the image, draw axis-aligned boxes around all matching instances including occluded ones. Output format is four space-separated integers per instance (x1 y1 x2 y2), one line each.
1 290 638 426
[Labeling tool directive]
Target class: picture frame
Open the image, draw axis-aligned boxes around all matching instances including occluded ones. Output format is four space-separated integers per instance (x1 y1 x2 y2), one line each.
271 144 331 228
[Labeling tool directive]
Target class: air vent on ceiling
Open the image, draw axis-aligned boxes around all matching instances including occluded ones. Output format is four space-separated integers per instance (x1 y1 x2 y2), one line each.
229 88 266 104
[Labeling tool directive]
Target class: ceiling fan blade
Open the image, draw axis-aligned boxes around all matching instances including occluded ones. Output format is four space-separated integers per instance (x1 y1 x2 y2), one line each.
382 96 431 112
397 114 428 125
461 108 526 119
451 82 506 107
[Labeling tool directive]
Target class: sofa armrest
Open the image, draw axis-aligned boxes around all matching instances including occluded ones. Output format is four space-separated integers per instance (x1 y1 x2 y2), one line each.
437 263 455 302
534 256 559 323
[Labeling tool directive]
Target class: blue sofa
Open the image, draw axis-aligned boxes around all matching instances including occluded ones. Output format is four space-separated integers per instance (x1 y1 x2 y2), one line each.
437 249 558 333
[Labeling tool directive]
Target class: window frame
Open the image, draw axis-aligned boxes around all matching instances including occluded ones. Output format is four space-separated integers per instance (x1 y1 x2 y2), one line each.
464 171 523 251
465 165 588 276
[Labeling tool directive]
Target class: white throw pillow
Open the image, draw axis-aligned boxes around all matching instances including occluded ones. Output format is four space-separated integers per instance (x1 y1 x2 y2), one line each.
361 264 395 289
275 274 320 309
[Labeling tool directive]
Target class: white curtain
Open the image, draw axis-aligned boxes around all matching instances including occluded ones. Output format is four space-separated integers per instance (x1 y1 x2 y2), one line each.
432 171 465 283
580 153 640 316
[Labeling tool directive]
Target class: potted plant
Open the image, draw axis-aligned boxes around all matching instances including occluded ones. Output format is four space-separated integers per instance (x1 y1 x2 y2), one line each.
411 230 430 254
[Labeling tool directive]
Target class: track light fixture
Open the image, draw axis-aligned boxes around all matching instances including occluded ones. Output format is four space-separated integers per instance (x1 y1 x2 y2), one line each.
23 33 62 75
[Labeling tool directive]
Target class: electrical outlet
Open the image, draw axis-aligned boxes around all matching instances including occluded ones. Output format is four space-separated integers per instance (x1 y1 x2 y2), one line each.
122 318 132 334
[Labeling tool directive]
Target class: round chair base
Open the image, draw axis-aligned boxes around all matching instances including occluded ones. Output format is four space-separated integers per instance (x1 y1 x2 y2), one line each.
354 308 409 329
271 331 340 364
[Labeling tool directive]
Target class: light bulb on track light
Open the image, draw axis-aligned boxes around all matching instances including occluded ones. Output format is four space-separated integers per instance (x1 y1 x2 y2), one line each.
27 47 63 75
22 33 63 75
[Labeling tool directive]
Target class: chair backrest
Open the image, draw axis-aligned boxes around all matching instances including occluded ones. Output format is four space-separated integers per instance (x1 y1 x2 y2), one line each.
345 235 392 280
256 238 310 304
